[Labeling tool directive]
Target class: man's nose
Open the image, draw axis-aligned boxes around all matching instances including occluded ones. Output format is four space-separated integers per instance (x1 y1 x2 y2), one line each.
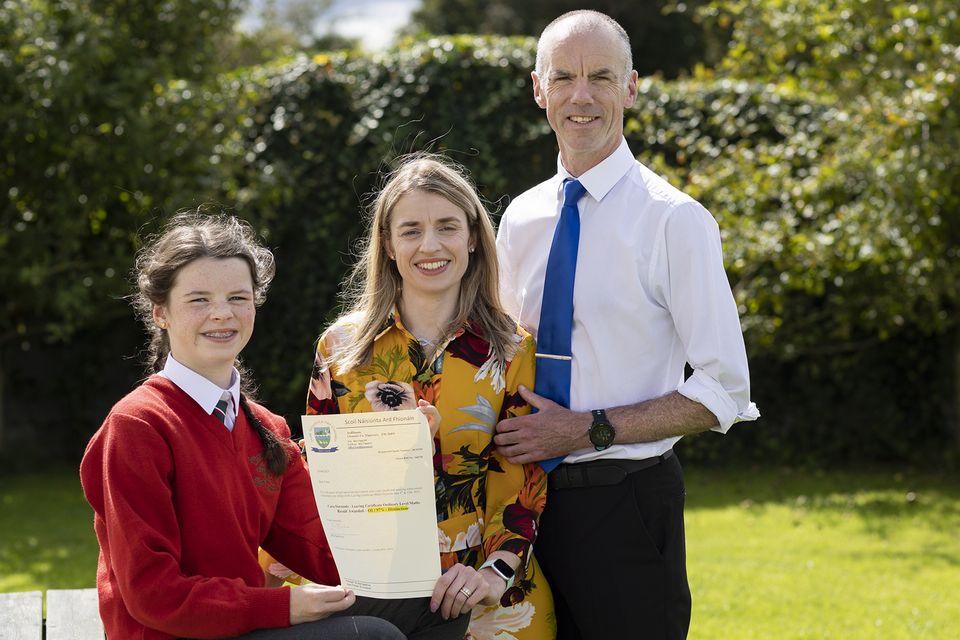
570 78 594 104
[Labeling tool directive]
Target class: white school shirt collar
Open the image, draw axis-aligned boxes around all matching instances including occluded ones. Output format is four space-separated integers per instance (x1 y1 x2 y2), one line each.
159 355 241 429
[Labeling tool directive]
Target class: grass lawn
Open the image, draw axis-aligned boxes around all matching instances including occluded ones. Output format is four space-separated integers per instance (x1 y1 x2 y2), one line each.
685 466 960 639
0 468 99 592
1 465 958 638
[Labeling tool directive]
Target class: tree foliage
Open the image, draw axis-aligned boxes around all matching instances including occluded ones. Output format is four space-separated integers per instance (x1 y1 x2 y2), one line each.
689 0 960 352
219 0 359 70
407 0 724 79
1 0 246 350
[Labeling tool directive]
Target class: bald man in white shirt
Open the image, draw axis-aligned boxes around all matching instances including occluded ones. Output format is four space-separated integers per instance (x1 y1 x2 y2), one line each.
494 10 759 640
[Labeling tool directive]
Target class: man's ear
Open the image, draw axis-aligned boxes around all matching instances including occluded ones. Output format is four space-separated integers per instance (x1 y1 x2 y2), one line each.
532 71 547 109
624 69 639 109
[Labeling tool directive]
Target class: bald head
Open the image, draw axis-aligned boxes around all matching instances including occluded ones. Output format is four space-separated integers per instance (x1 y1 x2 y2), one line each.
535 10 633 85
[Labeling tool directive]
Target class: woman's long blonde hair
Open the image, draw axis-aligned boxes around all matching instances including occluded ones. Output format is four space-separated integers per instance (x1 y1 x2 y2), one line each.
326 153 518 373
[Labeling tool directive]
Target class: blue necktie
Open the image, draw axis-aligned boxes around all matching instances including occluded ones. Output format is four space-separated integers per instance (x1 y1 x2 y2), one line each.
534 178 586 472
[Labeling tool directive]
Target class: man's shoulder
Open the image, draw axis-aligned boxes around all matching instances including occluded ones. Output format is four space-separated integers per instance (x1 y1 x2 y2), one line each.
503 175 560 218
627 160 700 212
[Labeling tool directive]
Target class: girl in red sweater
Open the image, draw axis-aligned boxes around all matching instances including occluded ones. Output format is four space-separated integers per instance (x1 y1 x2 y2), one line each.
80 209 469 640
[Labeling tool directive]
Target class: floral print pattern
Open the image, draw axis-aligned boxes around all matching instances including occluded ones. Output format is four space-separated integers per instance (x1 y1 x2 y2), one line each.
364 380 417 411
309 311 555 640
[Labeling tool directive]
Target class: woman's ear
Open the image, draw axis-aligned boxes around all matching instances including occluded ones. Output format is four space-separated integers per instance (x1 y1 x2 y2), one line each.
384 235 395 261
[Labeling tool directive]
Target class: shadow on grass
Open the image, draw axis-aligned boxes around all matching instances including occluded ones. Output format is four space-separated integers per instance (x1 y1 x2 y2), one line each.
0 467 99 592
684 463 960 509
684 463 960 566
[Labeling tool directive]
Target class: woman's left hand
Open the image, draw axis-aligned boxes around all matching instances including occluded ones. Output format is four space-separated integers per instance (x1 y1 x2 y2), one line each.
430 562 500 619
417 399 441 439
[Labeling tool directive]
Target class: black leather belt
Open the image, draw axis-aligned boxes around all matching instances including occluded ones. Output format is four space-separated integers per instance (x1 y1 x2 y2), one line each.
548 450 674 490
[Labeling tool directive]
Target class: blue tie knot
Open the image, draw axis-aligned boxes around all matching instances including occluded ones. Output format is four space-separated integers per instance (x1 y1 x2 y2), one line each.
563 179 586 206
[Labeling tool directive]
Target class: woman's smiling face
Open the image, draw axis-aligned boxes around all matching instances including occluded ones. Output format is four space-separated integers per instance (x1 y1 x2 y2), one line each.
386 189 474 306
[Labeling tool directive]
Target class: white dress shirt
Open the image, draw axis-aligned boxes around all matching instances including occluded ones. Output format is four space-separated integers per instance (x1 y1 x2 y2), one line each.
496 137 759 463
159 355 241 431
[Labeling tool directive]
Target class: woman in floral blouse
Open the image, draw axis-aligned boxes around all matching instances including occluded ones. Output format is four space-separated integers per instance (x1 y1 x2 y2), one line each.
272 154 555 639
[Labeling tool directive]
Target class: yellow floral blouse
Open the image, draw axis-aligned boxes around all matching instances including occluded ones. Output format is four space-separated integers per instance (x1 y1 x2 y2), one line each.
308 312 555 640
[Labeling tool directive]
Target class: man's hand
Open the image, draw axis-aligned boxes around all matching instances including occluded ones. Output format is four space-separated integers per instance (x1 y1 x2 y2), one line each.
288 584 356 625
494 385 589 464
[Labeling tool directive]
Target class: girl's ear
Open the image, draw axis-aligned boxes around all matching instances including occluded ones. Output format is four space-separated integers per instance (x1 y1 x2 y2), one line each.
152 305 168 330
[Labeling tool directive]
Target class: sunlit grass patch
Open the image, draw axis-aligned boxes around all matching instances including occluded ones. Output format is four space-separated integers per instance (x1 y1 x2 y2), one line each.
0 469 99 592
686 467 960 639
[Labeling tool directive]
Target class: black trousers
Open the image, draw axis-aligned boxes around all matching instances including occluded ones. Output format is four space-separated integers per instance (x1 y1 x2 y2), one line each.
536 453 691 640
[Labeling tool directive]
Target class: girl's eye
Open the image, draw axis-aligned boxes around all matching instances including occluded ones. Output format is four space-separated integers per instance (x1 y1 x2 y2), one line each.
190 298 207 303
401 229 420 238
230 296 249 302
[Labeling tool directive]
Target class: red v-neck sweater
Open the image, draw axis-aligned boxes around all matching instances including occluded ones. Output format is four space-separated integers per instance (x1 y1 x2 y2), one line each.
80 376 339 639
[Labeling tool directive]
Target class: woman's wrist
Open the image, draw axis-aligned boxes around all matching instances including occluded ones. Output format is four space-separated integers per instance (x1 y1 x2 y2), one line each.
477 567 508 605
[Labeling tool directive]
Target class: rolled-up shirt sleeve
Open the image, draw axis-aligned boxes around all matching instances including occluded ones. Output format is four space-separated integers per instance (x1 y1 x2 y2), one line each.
658 202 760 432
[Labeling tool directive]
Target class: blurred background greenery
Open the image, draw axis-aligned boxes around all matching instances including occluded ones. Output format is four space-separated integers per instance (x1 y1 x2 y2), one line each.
2 2 959 637
1 0 958 472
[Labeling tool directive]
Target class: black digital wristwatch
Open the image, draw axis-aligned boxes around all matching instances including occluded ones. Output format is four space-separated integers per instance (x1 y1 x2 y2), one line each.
589 409 616 451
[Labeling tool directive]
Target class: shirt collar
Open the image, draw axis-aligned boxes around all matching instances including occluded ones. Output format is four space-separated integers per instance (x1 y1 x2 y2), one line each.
160 354 240 416
556 137 635 204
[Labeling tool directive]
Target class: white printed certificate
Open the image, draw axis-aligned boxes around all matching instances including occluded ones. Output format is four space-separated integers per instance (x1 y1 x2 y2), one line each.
302 410 440 598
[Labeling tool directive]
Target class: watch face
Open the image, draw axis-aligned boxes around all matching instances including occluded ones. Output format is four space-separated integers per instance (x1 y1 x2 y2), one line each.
589 422 615 449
